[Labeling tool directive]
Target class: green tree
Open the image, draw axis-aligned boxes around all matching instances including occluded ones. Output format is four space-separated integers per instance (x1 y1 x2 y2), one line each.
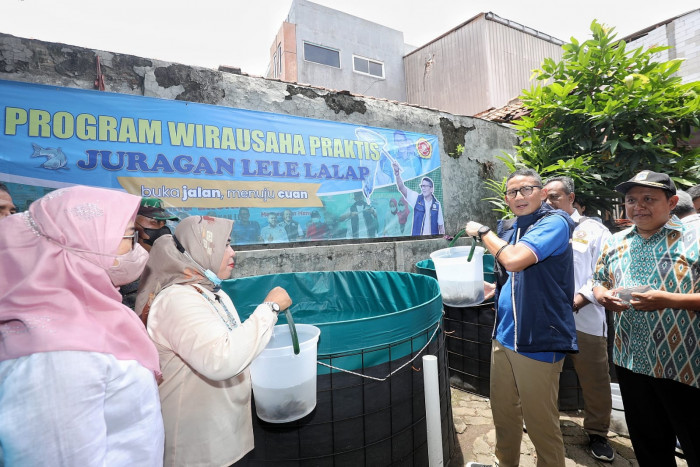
489 20 700 217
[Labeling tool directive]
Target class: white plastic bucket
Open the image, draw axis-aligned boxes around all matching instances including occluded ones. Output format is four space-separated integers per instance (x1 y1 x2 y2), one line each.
250 323 321 423
430 246 485 307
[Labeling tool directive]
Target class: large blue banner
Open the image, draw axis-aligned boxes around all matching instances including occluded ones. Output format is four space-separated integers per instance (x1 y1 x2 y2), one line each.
0 79 443 244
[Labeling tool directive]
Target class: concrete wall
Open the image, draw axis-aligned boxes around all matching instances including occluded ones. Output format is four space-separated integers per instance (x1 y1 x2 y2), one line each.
0 32 516 277
287 0 408 102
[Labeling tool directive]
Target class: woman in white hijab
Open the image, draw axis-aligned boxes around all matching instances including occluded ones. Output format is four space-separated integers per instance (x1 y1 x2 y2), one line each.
136 215 291 466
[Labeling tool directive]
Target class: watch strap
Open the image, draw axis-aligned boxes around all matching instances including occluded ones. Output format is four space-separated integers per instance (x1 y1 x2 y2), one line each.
477 225 491 240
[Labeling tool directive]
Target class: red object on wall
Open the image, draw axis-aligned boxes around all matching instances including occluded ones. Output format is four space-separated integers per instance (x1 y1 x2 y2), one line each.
94 56 105 91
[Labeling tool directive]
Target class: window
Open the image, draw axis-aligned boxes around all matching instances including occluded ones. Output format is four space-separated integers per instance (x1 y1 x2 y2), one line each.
353 55 384 78
303 42 340 68
273 43 282 78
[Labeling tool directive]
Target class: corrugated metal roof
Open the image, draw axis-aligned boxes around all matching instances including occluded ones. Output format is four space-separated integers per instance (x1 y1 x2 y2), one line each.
404 11 563 60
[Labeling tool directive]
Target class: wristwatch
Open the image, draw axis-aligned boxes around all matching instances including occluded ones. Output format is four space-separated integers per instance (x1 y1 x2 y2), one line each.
264 302 281 313
477 225 491 240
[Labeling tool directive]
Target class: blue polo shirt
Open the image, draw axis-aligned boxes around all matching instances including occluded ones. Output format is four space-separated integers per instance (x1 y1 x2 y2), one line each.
496 213 571 363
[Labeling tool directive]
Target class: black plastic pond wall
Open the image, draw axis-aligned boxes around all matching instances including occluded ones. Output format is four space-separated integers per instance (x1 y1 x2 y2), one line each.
224 271 456 466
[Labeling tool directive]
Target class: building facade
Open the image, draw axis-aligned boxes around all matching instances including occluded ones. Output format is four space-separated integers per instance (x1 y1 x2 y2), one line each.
623 8 700 84
267 0 411 102
404 12 564 117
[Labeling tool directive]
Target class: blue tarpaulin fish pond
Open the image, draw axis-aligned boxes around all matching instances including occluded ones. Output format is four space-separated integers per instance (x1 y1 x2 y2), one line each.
222 270 443 374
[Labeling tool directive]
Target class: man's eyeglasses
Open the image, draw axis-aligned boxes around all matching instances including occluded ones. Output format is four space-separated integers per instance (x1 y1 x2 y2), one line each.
123 231 139 246
504 185 542 199
420 184 432 188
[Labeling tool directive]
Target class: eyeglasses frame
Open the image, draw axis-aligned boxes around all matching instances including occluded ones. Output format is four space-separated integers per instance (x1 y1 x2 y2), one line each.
122 230 139 247
504 185 542 200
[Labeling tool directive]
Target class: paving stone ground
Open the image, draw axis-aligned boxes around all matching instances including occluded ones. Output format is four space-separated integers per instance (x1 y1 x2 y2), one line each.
448 387 689 467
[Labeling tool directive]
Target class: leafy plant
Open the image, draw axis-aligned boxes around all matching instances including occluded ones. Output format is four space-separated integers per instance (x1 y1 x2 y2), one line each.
484 153 599 218
487 20 700 218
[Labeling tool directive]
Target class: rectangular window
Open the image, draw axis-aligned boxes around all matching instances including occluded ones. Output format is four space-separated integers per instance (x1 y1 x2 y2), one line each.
352 55 384 78
274 43 282 78
303 42 340 68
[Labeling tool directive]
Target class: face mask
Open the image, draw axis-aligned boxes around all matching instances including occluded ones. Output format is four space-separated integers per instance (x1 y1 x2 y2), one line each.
108 244 149 286
171 234 222 289
141 225 172 246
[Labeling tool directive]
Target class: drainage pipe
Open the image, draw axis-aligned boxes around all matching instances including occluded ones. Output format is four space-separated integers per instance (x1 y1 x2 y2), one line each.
423 355 443 466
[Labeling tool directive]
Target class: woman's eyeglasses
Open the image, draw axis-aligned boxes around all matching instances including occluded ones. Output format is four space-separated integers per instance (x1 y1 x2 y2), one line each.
122 231 139 246
504 185 541 200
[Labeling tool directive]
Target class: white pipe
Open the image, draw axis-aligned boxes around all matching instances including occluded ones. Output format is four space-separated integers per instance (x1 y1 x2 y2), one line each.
422 355 443 466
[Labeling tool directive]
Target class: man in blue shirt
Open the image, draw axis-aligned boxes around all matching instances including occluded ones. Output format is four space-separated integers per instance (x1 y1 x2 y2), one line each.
232 207 261 245
465 168 578 467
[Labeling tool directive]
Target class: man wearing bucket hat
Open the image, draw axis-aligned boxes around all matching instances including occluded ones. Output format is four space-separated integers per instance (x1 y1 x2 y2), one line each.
120 197 179 309
592 170 700 466
464 167 577 467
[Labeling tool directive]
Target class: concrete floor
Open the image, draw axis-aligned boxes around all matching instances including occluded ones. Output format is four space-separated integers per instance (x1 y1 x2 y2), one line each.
448 387 689 467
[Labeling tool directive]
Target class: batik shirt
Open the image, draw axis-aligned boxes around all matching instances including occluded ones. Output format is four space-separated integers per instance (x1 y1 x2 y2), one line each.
593 216 699 388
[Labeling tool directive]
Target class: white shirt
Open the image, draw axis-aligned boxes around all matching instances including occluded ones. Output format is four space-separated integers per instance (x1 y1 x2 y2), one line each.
570 210 611 336
681 213 700 225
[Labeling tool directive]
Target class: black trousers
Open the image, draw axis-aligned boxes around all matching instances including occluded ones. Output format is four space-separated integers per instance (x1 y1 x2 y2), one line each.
616 365 700 467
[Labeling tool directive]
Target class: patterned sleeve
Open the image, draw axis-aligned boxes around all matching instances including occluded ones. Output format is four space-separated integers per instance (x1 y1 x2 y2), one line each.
593 236 614 289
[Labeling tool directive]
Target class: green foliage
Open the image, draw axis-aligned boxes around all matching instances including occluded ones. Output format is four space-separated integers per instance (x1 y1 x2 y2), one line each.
484 153 600 218
449 143 465 158
487 20 700 217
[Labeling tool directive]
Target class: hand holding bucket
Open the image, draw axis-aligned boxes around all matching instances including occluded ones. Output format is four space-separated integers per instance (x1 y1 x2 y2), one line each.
250 321 320 423
430 245 485 307
251 289 320 423
447 225 479 262
263 287 300 354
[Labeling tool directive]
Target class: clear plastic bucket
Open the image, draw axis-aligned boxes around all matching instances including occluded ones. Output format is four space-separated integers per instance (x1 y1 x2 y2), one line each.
250 324 321 423
430 246 485 307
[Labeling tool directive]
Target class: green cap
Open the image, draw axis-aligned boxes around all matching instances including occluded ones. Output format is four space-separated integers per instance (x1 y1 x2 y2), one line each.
138 197 179 221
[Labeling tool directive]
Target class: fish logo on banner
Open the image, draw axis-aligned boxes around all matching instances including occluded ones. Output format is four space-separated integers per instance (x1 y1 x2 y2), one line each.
31 143 69 170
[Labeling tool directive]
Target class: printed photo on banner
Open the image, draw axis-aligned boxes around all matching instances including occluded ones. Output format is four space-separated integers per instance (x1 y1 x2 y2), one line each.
0 79 444 244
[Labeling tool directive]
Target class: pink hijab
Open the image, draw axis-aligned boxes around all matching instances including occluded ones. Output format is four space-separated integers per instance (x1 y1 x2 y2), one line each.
0 186 160 378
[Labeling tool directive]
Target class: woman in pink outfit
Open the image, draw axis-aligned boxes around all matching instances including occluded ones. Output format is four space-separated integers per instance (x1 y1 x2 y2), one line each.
0 186 164 466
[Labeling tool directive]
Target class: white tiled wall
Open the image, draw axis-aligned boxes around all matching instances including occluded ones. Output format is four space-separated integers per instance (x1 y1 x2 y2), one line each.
627 9 700 83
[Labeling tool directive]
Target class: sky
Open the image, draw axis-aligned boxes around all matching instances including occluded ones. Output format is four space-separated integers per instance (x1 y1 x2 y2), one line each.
2 0 698 76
